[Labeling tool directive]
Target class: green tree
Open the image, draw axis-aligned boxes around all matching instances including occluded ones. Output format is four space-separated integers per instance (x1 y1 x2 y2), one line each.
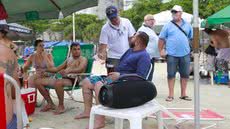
82 22 104 43
120 0 163 29
120 0 230 29
21 20 50 34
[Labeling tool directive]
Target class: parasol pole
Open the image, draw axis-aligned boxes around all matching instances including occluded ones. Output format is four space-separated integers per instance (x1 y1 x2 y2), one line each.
193 0 200 129
72 13 76 42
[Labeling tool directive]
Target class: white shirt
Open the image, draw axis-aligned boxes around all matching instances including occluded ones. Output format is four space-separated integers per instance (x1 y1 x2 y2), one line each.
138 25 160 58
99 17 136 59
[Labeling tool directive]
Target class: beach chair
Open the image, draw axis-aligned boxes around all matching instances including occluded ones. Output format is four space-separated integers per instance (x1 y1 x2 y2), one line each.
45 43 94 102
149 105 224 129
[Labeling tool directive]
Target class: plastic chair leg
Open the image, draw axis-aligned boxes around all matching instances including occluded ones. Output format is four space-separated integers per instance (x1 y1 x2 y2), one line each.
89 112 95 129
129 118 142 129
115 118 123 129
156 111 164 129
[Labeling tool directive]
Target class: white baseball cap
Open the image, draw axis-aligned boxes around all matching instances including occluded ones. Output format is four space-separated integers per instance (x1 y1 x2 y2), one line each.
171 5 183 12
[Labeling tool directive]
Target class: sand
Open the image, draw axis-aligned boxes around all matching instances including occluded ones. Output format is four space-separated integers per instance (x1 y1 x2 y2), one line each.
28 61 230 129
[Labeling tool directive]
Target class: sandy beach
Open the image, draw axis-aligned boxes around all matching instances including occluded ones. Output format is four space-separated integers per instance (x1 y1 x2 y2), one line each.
28 61 230 129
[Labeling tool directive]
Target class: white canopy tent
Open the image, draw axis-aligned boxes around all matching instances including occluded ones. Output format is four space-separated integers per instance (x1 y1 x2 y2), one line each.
153 10 202 33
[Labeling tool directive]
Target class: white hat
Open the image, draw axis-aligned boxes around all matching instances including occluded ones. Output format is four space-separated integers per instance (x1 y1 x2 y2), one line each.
171 5 183 12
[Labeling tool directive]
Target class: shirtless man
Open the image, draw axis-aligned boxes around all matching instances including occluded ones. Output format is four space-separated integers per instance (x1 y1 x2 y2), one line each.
46 42 87 114
0 43 20 129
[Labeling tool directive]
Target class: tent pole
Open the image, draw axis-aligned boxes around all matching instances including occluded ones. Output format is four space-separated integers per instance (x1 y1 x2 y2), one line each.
72 13 76 42
193 0 200 129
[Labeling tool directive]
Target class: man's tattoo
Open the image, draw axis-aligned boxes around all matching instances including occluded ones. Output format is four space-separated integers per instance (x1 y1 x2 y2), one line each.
0 60 16 76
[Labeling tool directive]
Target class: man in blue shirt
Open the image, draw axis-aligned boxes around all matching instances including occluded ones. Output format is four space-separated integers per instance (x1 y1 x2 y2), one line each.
158 5 193 102
75 31 151 129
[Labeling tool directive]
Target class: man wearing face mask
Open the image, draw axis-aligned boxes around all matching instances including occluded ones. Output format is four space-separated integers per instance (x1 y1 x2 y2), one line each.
138 14 160 80
98 6 136 74
158 5 193 102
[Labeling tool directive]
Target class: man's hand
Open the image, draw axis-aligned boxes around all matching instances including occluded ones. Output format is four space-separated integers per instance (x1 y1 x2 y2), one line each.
59 69 67 76
160 49 167 58
108 72 120 81
94 55 105 64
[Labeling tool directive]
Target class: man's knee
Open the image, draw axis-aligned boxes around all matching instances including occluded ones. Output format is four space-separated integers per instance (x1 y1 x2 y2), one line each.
81 78 93 89
94 81 104 93
55 80 63 87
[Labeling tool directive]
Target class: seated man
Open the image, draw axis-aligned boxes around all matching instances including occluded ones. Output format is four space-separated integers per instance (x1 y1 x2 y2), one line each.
0 43 20 129
75 31 151 129
46 42 87 114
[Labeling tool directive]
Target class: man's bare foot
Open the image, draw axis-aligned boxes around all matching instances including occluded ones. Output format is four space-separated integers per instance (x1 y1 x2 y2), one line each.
53 105 65 115
40 104 56 112
86 115 105 129
74 112 90 119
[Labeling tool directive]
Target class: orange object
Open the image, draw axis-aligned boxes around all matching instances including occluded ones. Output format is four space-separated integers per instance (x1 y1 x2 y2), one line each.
24 80 28 88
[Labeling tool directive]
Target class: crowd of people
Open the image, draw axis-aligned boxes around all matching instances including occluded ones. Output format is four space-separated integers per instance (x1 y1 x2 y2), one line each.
1 4 229 129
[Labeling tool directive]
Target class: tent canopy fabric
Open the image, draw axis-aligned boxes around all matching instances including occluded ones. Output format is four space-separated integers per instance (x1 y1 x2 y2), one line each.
202 5 230 28
153 10 201 33
1 0 98 22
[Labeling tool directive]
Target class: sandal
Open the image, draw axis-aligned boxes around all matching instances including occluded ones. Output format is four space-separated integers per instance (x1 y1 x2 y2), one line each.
179 96 192 101
165 96 174 102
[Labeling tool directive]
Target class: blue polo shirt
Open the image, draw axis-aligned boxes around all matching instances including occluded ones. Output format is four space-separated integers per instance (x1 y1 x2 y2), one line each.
159 19 193 57
115 48 151 79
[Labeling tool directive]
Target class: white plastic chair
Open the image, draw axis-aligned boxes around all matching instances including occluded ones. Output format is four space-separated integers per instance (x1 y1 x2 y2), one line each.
3 74 23 129
89 100 163 129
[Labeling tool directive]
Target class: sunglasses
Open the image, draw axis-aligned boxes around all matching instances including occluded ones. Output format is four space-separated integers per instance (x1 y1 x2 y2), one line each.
171 10 178 14
38 44 44 47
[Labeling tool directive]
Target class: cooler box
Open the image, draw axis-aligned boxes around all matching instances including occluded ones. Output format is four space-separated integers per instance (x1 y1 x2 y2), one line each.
214 72 229 84
21 88 36 115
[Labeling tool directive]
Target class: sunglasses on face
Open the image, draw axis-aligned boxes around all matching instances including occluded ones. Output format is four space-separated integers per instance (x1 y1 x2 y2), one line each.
38 44 44 47
171 10 178 14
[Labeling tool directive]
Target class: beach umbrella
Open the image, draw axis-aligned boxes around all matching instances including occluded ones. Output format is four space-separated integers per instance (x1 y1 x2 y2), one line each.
0 0 98 22
7 23 34 40
201 5 230 28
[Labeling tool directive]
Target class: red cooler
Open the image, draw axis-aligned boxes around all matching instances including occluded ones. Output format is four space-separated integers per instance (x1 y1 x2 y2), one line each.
21 88 36 115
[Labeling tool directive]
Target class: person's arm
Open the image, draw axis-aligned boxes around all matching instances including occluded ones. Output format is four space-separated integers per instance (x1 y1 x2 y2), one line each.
128 19 136 43
66 57 88 74
23 55 33 79
98 44 107 60
98 26 108 60
44 53 54 68
158 39 166 57
136 54 151 79
46 60 67 73
158 24 168 57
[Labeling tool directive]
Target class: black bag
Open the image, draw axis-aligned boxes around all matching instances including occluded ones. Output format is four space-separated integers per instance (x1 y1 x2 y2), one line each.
98 74 157 108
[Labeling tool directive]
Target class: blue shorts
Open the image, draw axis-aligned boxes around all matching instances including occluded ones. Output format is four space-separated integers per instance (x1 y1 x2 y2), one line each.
7 114 17 129
88 75 113 85
167 54 190 79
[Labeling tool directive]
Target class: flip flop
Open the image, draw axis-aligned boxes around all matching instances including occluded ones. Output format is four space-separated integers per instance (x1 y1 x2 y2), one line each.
165 96 174 102
179 96 192 101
